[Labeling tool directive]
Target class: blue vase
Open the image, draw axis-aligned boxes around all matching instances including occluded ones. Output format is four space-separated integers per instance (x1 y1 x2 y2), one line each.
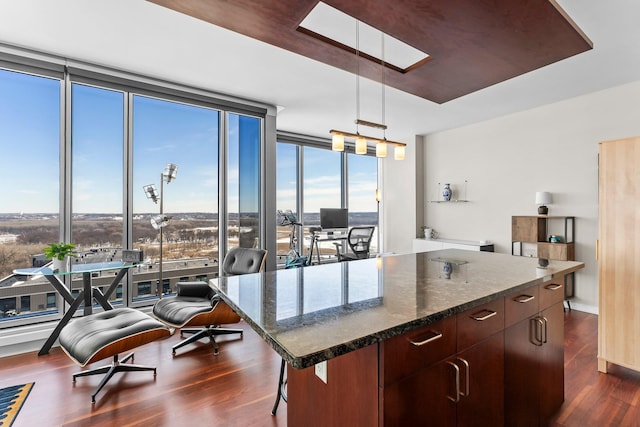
442 184 452 201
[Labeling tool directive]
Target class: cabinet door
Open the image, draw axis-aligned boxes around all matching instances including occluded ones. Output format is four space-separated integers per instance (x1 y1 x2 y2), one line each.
539 302 564 424
382 359 457 427
512 216 546 242
457 332 504 427
599 137 640 373
505 316 540 427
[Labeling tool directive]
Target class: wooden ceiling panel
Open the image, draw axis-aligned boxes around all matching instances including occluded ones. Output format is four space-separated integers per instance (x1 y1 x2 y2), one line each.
148 0 592 103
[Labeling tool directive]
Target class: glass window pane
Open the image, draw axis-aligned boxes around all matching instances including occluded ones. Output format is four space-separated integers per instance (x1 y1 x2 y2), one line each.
348 154 379 253
0 69 60 322
71 83 125 307
303 146 341 261
227 114 261 250
133 95 220 301
276 143 298 265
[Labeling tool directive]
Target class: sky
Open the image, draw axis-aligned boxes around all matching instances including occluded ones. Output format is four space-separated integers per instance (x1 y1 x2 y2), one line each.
1 67 377 215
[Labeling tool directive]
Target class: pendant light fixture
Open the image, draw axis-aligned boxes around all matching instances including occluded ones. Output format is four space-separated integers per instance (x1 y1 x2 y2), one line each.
330 20 406 159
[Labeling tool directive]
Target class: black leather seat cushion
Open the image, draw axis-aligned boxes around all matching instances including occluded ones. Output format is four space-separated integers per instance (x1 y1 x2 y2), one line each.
152 295 217 327
222 248 266 275
59 307 170 366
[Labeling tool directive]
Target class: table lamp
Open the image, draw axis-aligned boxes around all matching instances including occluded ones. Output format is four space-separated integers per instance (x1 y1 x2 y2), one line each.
535 191 552 215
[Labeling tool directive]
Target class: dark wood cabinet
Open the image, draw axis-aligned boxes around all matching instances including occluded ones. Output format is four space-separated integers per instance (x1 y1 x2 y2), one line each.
456 332 504 426
381 299 505 427
288 278 567 427
504 279 565 427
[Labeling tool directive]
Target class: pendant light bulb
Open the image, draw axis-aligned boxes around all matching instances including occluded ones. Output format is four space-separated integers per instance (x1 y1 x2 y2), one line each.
376 141 387 158
355 135 367 154
394 145 405 160
332 133 345 151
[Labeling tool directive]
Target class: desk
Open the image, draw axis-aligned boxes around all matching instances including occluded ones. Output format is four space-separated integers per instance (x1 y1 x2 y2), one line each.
308 231 347 264
14 261 140 355
212 250 584 426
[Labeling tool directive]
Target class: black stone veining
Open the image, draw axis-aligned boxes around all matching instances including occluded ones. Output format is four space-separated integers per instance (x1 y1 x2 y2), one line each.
212 249 583 369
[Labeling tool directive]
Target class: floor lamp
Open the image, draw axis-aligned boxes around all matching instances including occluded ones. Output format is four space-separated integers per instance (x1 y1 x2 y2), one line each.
143 163 178 298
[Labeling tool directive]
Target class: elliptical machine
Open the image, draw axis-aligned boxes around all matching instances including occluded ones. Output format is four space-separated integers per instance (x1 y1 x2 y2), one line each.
277 210 311 268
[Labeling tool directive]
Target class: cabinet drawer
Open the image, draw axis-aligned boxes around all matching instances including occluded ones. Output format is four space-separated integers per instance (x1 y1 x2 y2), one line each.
457 298 505 351
380 316 456 386
539 279 564 311
505 285 539 328
537 242 574 261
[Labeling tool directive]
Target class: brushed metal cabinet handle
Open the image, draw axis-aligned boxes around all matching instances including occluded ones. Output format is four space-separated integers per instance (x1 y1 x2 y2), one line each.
409 331 443 346
457 357 470 397
446 361 460 403
530 317 544 346
470 309 498 322
544 283 562 291
514 294 535 303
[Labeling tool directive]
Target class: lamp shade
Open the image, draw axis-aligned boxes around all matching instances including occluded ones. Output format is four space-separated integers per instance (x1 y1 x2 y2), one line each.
163 163 178 183
535 192 552 205
143 184 159 204
332 133 345 151
355 135 367 154
376 141 387 157
394 145 405 160
151 214 171 230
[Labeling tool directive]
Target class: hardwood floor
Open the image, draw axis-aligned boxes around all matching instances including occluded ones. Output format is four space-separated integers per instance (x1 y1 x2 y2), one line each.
551 310 640 427
0 310 638 426
0 322 287 427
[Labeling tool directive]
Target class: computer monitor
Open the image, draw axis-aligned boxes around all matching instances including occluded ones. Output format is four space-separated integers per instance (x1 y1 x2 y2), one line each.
320 208 348 231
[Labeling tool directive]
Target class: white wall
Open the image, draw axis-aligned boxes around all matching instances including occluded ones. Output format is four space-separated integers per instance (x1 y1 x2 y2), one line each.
382 136 417 254
420 79 640 314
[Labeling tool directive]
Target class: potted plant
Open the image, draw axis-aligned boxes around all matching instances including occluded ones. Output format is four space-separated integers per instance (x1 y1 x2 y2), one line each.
44 242 77 272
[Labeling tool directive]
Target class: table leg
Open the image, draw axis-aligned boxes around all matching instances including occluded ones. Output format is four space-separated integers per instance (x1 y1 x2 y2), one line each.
92 288 113 311
315 239 322 264
43 274 75 305
83 272 92 315
38 290 85 356
102 268 128 300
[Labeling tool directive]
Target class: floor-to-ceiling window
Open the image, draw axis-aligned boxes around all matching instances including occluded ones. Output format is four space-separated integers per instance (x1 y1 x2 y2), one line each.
71 83 125 307
226 113 260 250
132 95 220 300
347 153 379 252
303 146 342 259
275 136 379 265
0 50 266 331
0 68 61 322
276 143 298 263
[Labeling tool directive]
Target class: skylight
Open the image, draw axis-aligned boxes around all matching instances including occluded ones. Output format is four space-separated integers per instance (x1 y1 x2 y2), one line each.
298 1 430 72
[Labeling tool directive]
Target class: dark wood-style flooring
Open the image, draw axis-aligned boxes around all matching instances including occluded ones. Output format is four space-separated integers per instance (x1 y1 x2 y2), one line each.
0 310 638 426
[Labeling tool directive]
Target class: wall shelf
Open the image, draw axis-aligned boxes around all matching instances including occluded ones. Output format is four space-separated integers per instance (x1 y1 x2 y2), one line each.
429 180 469 203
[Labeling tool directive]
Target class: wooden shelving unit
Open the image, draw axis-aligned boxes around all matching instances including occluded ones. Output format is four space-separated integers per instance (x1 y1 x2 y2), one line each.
511 215 576 304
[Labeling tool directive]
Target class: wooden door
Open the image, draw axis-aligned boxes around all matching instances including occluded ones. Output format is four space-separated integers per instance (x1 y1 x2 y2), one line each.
598 137 640 373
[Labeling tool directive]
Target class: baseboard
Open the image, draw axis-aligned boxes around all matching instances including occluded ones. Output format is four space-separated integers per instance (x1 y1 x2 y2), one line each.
567 301 598 315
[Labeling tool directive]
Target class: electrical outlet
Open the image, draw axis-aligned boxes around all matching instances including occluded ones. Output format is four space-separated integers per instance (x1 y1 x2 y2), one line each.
315 361 327 384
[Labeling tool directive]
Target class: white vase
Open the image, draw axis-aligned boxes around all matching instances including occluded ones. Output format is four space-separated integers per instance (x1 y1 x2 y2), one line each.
52 257 70 273
442 183 452 201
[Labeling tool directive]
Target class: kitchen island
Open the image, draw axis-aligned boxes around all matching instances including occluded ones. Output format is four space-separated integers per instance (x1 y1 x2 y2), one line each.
213 249 583 426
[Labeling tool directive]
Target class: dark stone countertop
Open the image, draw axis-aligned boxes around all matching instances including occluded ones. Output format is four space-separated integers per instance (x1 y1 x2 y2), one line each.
212 249 583 369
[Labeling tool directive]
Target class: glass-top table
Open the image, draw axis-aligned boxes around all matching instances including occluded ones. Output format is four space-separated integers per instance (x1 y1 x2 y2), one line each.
14 261 141 355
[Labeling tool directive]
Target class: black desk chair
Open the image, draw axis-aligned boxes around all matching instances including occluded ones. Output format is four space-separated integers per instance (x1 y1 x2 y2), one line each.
152 247 267 355
334 226 375 261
